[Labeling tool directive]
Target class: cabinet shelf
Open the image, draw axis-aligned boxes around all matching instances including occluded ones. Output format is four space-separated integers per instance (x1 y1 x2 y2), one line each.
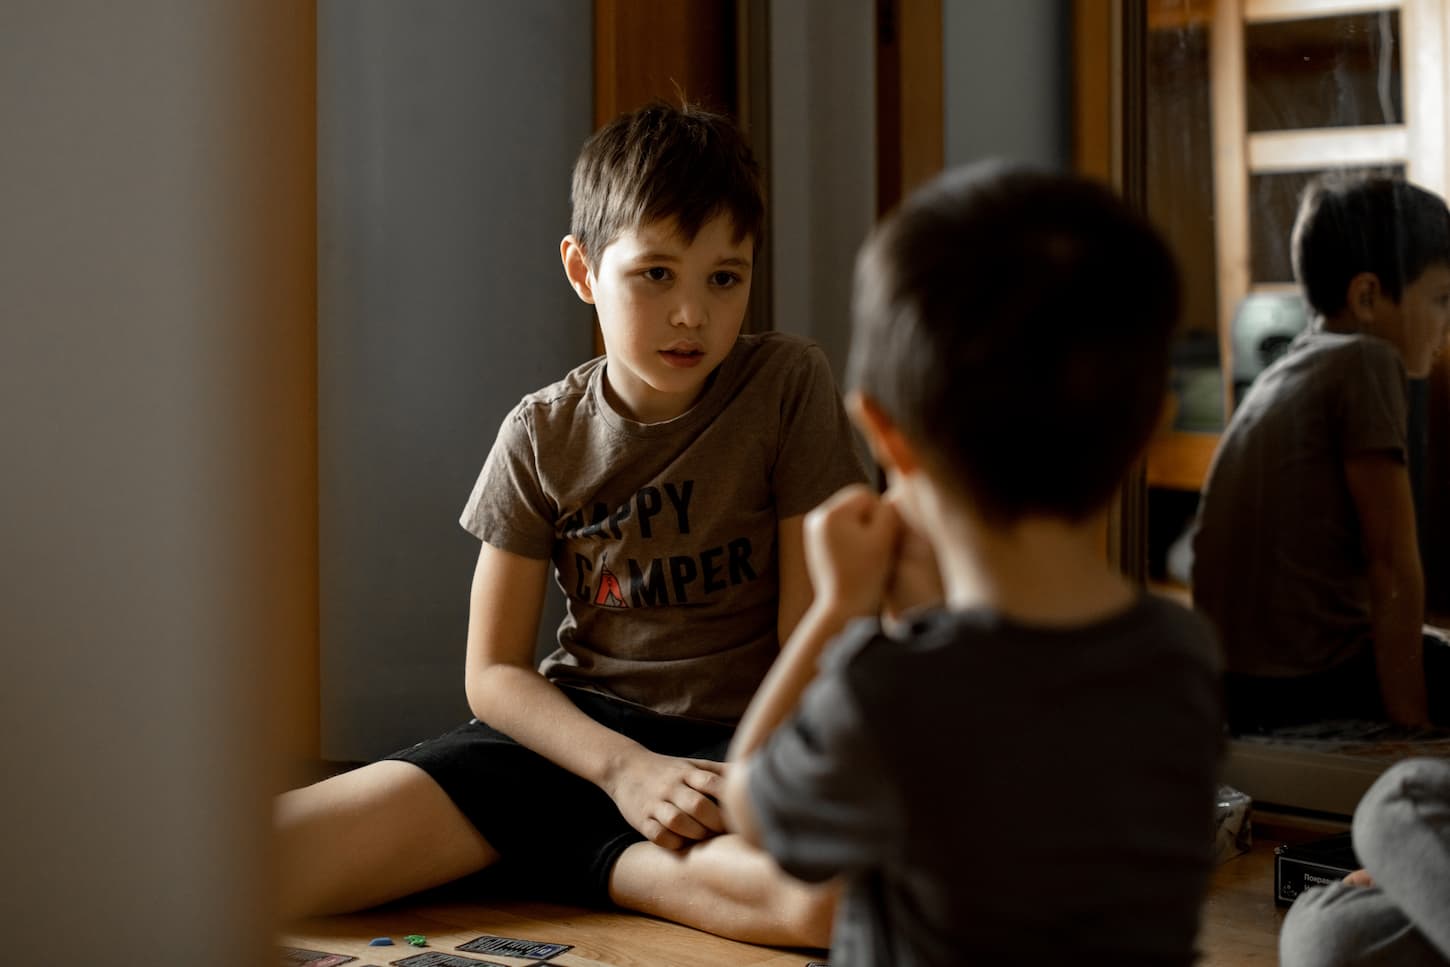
1146 430 1220 492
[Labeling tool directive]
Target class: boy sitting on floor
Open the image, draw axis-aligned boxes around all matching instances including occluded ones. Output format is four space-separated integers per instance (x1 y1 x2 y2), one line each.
276 101 866 947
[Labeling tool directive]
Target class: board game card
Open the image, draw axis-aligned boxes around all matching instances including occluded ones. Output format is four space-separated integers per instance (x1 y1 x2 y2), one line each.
390 953 507 967
457 935 572 960
279 947 357 967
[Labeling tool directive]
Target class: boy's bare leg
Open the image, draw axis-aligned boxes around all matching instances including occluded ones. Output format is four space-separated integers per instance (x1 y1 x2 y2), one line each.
275 760 499 920
609 833 837 948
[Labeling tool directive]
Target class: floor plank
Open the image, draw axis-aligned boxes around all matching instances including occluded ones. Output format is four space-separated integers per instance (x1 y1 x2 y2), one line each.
1198 840 1287 966
281 839 1290 966
282 899 817 966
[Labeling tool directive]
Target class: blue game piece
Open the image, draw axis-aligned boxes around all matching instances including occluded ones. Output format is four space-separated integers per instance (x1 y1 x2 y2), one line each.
367 937 394 946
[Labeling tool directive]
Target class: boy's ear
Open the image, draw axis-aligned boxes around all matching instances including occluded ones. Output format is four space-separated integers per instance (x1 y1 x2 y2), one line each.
560 235 597 305
847 391 921 478
1345 272 1383 323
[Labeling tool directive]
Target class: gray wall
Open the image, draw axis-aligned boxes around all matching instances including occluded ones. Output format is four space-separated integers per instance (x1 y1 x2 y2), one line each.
0 2 313 960
318 1 594 762
769 0 1069 385
944 0 1071 171
768 0 877 382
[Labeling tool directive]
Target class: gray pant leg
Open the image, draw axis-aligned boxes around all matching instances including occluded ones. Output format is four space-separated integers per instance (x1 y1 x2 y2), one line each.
1354 758 1450 960
1281 882 1445 967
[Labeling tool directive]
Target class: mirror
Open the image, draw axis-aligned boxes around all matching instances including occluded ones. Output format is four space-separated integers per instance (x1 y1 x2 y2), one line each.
1137 0 1450 812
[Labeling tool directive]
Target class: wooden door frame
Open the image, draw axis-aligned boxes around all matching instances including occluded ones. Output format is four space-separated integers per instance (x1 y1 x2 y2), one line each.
875 0 944 217
1076 0 1150 581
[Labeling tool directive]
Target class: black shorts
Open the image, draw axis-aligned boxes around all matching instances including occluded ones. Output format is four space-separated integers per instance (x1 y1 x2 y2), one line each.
384 686 734 906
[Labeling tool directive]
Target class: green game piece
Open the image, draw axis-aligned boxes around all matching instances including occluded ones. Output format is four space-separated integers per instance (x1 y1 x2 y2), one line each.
403 934 427 947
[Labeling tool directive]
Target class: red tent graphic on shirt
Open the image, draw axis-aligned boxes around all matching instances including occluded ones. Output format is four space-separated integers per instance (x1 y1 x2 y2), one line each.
593 562 628 608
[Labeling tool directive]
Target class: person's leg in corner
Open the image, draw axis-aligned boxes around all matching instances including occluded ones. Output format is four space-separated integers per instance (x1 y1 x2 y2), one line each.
1279 881 1443 967
275 760 499 920
1353 758 1450 959
609 834 838 949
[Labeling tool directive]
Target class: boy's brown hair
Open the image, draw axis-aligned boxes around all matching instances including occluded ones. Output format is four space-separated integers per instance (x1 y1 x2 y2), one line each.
570 101 764 269
849 162 1182 525
1292 173 1450 317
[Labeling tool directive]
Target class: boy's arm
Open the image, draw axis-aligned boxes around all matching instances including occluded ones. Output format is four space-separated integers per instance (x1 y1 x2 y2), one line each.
464 542 726 849
723 599 866 847
723 485 897 846
1344 453 1428 726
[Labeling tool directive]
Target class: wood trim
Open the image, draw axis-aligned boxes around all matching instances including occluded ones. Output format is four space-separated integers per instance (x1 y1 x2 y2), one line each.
593 0 737 126
1076 0 1118 563
1210 0 1249 418
1077 0 1139 574
875 0 902 216
1243 0 1398 23
1147 0 1213 31
875 0 943 216
1247 125 1408 171
594 0 620 127
1146 431 1221 491
1444 0 1450 188
1114 0 1150 582
1402 0 1448 195
897 0 943 201
738 0 772 332
1073 0 1115 182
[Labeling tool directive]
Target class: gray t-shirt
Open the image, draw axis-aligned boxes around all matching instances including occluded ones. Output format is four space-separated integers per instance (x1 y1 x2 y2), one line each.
461 331 867 723
1192 330 1408 677
748 596 1222 967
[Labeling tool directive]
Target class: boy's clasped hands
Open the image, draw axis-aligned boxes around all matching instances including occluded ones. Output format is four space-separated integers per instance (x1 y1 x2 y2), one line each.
603 751 726 851
606 481 944 854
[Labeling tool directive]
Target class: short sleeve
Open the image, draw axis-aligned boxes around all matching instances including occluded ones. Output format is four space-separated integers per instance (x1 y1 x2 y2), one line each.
747 622 899 883
1338 338 1408 462
772 345 869 518
459 406 556 559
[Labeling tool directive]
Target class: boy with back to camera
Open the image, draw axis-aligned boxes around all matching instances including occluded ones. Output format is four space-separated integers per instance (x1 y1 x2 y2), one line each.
722 163 1224 966
1192 175 1450 731
275 102 866 946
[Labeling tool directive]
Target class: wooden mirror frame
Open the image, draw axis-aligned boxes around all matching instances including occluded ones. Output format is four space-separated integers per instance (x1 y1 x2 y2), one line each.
1074 0 1150 581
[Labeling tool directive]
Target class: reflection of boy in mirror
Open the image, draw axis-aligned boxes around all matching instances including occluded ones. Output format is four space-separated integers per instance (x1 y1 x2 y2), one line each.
1193 175 1450 730
721 164 1224 965
274 101 867 944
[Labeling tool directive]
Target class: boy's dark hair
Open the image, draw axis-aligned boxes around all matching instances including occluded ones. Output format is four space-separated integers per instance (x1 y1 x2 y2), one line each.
1292 174 1450 316
570 101 764 268
849 162 1181 524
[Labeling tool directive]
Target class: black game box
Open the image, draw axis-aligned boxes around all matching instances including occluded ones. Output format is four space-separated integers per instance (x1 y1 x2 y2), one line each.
1273 832 1359 907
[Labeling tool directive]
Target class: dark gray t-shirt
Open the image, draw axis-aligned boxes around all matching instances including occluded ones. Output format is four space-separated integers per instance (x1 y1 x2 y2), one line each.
749 596 1222 967
461 332 867 723
1192 330 1408 677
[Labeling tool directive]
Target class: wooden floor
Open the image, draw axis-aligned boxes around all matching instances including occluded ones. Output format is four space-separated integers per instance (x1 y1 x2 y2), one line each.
281 836 1292 967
